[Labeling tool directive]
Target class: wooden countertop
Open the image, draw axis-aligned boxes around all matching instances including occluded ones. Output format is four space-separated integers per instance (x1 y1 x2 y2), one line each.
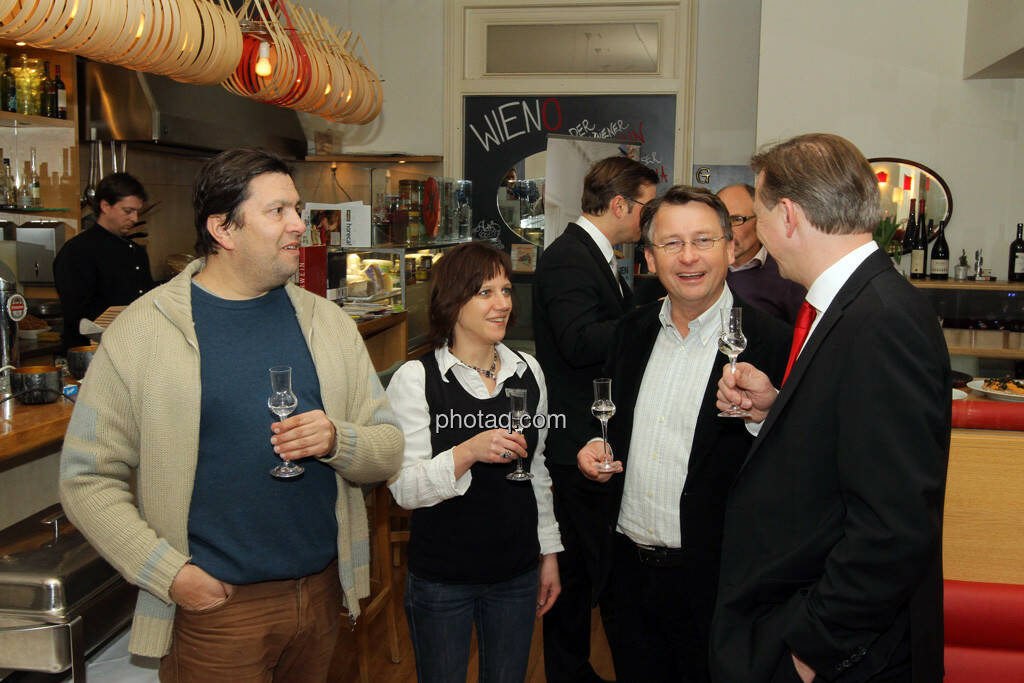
0 312 411 465
0 394 75 463
355 310 407 336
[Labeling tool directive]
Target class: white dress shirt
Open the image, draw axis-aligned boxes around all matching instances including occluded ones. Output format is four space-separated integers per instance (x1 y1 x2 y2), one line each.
386 344 563 555
802 240 878 349
617 287 734 548
576 215 622 292
744 240 879 437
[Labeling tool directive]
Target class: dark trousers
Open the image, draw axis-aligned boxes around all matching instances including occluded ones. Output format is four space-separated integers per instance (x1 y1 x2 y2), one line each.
405 567 539 683
543 464 613 683
606 533 710 683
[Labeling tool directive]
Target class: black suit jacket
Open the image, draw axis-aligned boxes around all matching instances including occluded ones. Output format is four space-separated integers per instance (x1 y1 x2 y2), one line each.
711 249 951 683
590 296 790 613
533 223 633 465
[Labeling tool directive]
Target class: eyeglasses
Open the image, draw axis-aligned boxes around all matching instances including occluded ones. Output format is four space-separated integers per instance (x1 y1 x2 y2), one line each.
650 236 728 254
729 214 755 226
623 196 647 207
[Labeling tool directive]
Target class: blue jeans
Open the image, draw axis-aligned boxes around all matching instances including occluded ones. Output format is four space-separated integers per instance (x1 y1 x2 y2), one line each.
405 567 539 683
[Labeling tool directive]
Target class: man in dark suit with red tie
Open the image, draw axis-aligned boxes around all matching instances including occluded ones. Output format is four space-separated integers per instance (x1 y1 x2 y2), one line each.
713 133 951 682
533 156 658 683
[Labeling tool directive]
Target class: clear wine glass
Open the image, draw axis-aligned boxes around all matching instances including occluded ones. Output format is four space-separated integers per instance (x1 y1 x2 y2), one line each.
592 378 617 472
718 307 752 418
268 365 303 478
505 388 532 482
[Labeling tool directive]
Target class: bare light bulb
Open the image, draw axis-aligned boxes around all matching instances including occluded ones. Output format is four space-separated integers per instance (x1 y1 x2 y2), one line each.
255 41 272 77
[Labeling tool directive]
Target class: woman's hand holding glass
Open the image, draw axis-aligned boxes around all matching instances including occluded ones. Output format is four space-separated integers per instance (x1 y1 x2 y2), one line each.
451 428 528 479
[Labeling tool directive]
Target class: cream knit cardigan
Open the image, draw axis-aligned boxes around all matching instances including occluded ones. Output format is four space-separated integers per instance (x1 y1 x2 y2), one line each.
59 258 404 657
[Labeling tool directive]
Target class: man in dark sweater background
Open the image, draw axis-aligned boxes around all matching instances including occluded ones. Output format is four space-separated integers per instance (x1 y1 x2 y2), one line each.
719 183 805 325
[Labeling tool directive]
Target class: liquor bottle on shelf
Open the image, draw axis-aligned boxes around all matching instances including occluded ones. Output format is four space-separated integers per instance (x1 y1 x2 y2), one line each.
28 147 40 208
0 55 10 113
0 158 14 208
910 205 927 279
53 64 66 119
904 198 917 262
1010 222 1024 282
3 55 15 113
41 61 55 118
929 219 948 280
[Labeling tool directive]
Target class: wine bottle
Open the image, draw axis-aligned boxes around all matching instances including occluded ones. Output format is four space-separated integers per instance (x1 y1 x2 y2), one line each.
905 200 921 259
0 158 13 208
53 64 66 119
930 219 949 280
41 61 55 118
28 147 40 208
0 55 9 113
909 200 925 278
1010 222 1024 282
2 55 14 113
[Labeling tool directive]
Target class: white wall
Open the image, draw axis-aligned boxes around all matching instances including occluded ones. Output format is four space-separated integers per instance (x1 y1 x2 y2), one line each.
757 0 1024 279
692 0 761 165
296 0 445 155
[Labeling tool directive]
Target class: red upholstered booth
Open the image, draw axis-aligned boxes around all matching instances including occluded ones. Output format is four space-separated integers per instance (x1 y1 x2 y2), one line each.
944 579 1024 681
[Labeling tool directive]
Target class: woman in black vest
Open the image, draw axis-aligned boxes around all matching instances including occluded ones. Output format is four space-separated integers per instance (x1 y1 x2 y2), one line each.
387 242 563 683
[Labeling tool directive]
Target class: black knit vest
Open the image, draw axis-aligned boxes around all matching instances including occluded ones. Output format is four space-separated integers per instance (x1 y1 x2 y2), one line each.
408 351 541 584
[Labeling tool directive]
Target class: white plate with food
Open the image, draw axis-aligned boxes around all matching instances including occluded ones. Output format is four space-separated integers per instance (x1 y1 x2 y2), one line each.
952 388 967 401
966 378 1024 403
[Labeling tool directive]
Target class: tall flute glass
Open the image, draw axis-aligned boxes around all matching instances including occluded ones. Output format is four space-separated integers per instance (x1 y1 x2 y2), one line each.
268 366 303 478
505 388 533 481
592 378 617 472
718 307 752 418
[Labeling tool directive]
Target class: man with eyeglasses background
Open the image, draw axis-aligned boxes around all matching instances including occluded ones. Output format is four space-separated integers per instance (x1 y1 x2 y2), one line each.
576 186 790 681
718 184 806 325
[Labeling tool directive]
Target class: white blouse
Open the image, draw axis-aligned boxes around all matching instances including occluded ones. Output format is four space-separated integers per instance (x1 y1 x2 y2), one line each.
386 344 563 555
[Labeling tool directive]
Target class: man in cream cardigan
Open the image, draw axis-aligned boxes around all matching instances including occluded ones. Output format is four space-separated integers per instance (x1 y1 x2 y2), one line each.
60 148 404 681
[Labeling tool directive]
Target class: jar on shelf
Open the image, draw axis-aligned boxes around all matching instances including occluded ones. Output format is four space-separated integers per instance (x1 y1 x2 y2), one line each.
12 55 41 116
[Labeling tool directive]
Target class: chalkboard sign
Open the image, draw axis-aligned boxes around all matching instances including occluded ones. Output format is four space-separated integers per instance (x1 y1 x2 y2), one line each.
464 95 676 248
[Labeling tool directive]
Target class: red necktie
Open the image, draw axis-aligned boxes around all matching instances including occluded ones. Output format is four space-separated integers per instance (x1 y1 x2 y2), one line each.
782 301 817 386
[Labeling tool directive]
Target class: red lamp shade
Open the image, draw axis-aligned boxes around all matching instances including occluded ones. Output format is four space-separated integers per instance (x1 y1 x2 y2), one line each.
903 175 912 191
876 170 888 183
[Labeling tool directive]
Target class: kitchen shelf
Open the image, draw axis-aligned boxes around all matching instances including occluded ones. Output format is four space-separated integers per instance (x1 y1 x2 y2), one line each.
0 206 71 213
912 280 1024 292
305 154 442 164
0 110 74 129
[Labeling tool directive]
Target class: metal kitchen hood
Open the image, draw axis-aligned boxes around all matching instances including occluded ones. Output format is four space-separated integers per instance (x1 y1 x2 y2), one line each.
79 60 307 158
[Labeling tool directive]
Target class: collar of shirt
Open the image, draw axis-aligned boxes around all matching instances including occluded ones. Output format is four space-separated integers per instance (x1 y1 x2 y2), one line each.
805 240 878 327
436 343 528 396
729 245 767 273
575 215 616 266
657 286 734 346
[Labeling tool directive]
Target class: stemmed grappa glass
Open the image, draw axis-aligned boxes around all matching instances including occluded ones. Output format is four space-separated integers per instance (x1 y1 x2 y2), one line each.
718 307 752 418
268 366 303 478
505 387 532 482
592 378 617 472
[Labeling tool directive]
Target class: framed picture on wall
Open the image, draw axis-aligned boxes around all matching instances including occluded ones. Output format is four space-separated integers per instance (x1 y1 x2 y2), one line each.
510 243 538 273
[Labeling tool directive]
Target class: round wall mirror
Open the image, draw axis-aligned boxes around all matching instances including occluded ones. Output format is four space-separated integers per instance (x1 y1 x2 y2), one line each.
496 151 547 246
868 158 952 247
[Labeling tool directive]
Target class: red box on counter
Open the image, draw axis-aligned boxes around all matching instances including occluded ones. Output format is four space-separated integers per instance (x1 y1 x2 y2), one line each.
295 245 327 297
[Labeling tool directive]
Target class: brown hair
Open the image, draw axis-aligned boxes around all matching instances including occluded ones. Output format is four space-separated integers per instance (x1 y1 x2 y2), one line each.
427 242 515 348
193 148 293 257
640 185 733 244
580 156 659 216
750 133 880 235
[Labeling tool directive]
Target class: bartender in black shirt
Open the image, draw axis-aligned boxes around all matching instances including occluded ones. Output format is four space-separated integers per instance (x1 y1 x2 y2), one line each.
54 173 153 350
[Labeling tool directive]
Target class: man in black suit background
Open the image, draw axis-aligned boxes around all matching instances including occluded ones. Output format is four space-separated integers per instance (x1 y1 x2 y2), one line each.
576 186 790 681
714 133 950 683
533 156 658 683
